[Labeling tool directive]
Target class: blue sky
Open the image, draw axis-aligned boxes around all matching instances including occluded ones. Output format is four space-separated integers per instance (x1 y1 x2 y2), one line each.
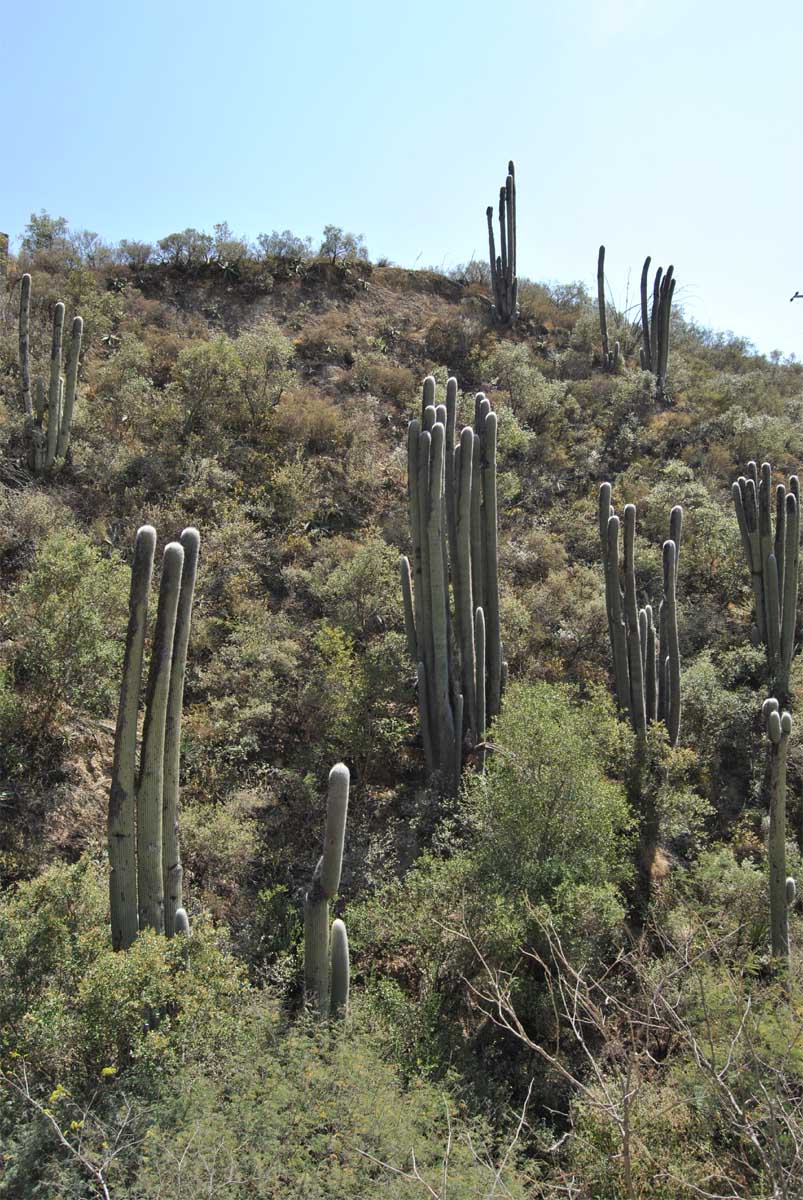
3 0 801 357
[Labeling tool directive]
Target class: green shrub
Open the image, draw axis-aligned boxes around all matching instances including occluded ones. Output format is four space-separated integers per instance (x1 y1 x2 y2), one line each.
3 528 130 720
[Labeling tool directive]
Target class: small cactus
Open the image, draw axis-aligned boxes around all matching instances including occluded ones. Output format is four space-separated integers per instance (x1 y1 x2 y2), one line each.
304 764 350 1019
486 161 518 324
108 525 200 950
18 273 84 472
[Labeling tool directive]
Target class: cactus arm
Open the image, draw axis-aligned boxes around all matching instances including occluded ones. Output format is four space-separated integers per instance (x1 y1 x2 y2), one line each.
486 205 498 319
109 526 157 951
329 918 350 1017
779 492 799 702
597 246 610 364
305 764 350 1016
19 274 34 441
640 257 652 370
174 908 191 936
767 707 792 960
470 428 484 619
482 411 501 718
623 505 647 735
605 514 631 716
55 316 83 460
162 527 200 936
444 377 459 571
428 423 455 774
417 428 436 725
774 484 786 604
663 540 681 746
45 302 65 469
649 268 663 375
136 541 184 935
766 551 782 684
475 607 486 772
455 426 477 734
417 660 436 775
645 606 657 724
400 555 418 661
407 420 424 660
421 375 436 421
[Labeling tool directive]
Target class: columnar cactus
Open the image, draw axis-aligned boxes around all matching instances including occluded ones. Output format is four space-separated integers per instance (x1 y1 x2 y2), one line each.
400 377 503 789
108 525 200 951
597 246 620 372
599 483 682 745
304 763 350 1019
18 273 84 472
764 699 794 961
732 462 800 704
487 161 518 325
639 257 675 398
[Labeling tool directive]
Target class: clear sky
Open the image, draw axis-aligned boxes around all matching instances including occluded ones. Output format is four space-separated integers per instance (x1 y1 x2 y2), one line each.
3 0 801 357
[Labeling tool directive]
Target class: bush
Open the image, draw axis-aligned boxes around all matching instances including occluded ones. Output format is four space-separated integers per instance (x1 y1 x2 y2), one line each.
3 527 130 720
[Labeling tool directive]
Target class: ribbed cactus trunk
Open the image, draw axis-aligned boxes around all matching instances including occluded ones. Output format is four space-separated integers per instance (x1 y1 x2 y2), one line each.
599 485 682 746
732 463 800 705
304 764 350 1019
486 161 518 325
764 700 793 962
401 378 503 791
108 525 200 951
17 274 84 473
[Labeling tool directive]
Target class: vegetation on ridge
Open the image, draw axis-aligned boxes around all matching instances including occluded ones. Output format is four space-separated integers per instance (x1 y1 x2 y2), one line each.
1 210 803 1197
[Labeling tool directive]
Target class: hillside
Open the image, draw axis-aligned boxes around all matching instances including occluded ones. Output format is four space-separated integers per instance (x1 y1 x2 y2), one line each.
1 220 802 1198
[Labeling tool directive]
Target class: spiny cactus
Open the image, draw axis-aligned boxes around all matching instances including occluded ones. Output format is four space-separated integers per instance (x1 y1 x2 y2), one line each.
732 462 800 703
18 273 84 473
304 763 350 1019
487 161 518 325
599 484 682 745
764 698 793 961
639 257 675 398
597 247 620 372
109 525 200 951
401 377 504 789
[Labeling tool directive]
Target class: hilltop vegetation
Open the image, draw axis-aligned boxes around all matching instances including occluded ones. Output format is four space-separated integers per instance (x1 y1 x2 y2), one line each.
1 213 803 1197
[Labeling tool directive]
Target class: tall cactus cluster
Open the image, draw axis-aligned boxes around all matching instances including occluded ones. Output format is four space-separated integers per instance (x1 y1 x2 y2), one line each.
18 273 84 473
304 763 350 1019
109 524 200 951
400 377 503 789
486 161 518 325
599 484 682 745
763 699 796 962
639 257 675 397
731 462 800 703
596 246 620 372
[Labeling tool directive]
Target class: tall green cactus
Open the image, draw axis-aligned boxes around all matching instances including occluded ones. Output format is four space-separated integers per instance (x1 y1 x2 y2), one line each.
597 246 620 372
639 257 675 398
18 273 84 473
304 763 350 1019
764 698 794 962
732 462 800 704
401 377 503 789
599 483 682 746
487 161 518 325
109 525 200 951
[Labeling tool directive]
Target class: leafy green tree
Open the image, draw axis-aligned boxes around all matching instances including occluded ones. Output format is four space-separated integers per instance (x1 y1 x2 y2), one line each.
319 224 368 265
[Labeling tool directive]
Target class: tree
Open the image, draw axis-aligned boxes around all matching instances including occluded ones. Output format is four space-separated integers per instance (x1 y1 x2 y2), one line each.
319 225 368 266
